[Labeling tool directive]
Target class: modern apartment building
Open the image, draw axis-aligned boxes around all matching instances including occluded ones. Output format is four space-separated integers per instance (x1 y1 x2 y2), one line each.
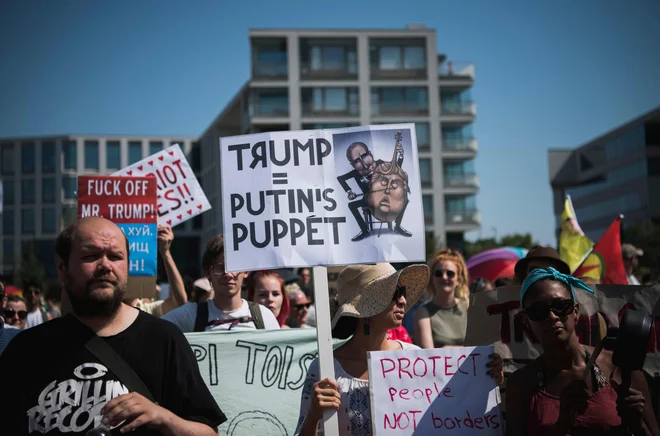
199 26 480 251
549 106 660 241
0 136 202 279
0 26 480 279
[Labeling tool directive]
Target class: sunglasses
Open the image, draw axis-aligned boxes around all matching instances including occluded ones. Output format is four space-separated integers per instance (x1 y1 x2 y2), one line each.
524 299 574 322
294 303 312 311
4 309 28 320
24 288 42 295
434 269 456 279
392 285 407 302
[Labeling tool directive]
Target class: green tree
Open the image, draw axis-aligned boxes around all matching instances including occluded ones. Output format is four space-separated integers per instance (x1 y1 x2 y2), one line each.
623 222 660 280
18 241 45 290
464 233 538 260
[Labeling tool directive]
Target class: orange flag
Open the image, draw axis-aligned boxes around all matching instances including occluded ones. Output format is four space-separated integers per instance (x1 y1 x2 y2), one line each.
574 216 627 284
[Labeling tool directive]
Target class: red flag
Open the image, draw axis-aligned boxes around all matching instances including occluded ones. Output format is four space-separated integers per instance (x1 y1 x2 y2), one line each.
574 216 627 284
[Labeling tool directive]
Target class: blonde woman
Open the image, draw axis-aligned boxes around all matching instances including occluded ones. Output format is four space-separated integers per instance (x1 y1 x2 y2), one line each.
414 249 470 348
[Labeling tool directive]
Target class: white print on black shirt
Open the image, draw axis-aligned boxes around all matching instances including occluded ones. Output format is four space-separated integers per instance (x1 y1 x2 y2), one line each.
27 363 129 434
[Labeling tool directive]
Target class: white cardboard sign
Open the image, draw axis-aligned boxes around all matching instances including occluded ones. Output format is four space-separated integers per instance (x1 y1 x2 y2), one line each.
219 124 426 272
367 346 502 435
113 144 210 227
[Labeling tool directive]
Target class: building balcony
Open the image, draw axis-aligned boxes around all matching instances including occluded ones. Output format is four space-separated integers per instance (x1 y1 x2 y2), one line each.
441 137 478 159
370 65 427 80
443 174 480 193
372 102 429 116
440 101 476 124
300 62 357 80
250 102 289 118
252 61 288 80
445 209 481 231
302 102 359 118
438 62 475 88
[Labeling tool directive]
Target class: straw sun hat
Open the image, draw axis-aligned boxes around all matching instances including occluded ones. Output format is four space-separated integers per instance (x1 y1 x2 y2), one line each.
331 263 430 330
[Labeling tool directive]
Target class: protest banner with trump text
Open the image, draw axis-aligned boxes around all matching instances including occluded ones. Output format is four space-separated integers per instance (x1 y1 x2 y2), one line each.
219 124 426 273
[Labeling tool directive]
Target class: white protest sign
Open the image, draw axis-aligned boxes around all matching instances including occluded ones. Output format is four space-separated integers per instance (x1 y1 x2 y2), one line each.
368 346 502 435
112 144 210 227
219 124 426 272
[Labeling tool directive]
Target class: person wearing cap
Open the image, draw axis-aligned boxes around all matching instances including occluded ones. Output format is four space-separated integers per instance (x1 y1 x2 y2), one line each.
293 263 503 436
622 243 643 285
505 267 659 436
514 246 571 284
193 277 214 303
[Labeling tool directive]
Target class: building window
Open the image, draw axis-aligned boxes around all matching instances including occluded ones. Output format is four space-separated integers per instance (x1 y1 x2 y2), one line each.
22 209 35 234
3 180 14 206
42 208 56 233
303 87 359 115
190 142 201 173
251 89 289 117
2 240 13 265
422 195 433 223
21 142 35 174
416 123 430 149
311 46 348 71
252 39 288 78
1 143 14 175
149 141 163 156
42 177 55 203
2 212 13 235
63 140 77 170
21 179 35 204
419 159 432 186
42 141 56 173
445 195 477 214
404 46 425 69
374 44 426 71
62 205 78 228
441 90 473 113
84 141 99 170
371 87 428 115
128 141 142 164
106 141 121 170
63 175 77 200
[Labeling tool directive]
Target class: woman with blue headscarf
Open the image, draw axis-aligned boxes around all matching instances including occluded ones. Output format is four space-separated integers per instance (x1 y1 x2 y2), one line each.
505 267 659 436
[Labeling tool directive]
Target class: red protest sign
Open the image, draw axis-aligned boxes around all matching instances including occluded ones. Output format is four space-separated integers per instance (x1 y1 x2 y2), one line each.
77 176 157 223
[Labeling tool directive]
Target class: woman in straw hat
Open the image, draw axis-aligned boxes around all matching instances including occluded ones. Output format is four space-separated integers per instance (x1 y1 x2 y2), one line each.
294 262 503 436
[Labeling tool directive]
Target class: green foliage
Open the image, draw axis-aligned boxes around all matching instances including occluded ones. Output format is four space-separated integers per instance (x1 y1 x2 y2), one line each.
464 233 538 260
18 241 45 290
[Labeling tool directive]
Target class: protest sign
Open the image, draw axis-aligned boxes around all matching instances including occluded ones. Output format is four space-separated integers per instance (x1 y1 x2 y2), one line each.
368 346 502 435
77 176 158 298
465 284 660 374
219 124 426 273
113 143 210 228
186 328 321 436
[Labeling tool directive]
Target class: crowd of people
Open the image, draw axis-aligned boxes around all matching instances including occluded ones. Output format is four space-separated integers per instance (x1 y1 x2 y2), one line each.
0 216 658 435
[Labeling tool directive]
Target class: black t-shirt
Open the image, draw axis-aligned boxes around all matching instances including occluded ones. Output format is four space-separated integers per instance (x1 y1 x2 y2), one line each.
0 310 226 435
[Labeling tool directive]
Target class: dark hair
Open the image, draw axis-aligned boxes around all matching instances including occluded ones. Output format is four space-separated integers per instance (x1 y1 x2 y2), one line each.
23 281 42 292
7 295 26 305
245 270 290 327
494 276 514 288
202 234 224 275
470 277 491 294
55 220 130 266
332 316 358 340
346 142 370 162
522 277 572 306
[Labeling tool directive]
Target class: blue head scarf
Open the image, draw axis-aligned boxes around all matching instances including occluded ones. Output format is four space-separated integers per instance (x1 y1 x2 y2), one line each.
520 267 593 304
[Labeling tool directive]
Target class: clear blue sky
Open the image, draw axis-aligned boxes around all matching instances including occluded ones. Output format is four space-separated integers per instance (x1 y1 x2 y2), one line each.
1 0 659 246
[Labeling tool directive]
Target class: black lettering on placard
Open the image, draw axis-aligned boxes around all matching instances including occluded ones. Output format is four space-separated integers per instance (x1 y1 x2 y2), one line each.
228 137 333 171
234 341 315 391
232 217 346 251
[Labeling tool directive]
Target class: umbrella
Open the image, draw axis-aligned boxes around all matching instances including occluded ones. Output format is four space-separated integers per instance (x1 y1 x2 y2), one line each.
466 247 528 284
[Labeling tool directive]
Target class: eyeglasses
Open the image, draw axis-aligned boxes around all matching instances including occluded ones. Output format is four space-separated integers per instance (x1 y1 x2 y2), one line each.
524 299 574 322
24 288 42 295
434 269 456 279
294 303 312 311
4 309 28 320
392 285 407 302
210 264 240 277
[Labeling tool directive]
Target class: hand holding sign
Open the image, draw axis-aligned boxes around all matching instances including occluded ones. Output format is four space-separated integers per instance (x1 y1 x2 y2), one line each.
157 225 174 255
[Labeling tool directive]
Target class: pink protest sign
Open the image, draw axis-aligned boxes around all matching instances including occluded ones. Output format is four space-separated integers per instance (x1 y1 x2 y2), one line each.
112 144 210 227
367 346 502 435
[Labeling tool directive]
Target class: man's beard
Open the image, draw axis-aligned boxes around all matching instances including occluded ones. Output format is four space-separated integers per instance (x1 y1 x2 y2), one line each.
65 271 126 318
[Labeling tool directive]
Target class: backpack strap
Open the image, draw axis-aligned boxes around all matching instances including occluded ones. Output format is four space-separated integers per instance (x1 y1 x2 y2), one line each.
84 335 155 402
248 301 265 330
194 302 209 332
